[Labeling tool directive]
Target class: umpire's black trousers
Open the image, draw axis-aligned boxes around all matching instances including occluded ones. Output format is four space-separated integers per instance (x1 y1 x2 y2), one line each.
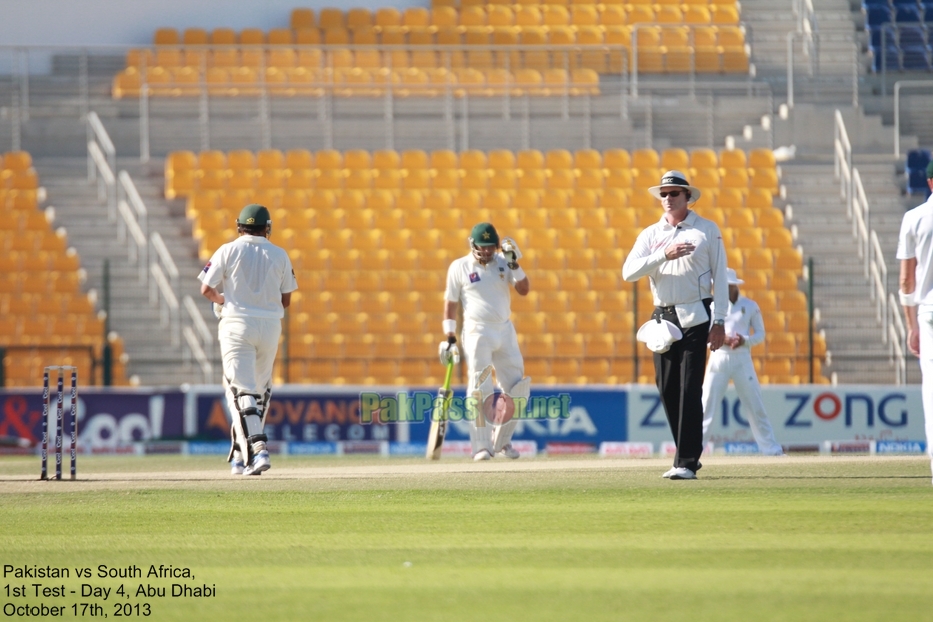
652 299 712 472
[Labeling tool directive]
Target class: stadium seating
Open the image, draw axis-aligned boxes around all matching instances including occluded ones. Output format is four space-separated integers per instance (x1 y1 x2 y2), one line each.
906 148 931 196
863 0 933 71
0 152 130 387
171 147 826 386
111 1 752 98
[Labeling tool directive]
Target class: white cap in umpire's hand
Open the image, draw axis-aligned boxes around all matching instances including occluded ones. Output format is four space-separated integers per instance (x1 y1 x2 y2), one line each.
637 318 683 354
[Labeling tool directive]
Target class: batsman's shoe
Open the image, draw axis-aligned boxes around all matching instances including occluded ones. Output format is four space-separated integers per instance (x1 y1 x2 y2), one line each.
473 449 492 462
495 444 520 459
668 467 697 480
244 450 271 476
231 459 245 475
661 467 677 479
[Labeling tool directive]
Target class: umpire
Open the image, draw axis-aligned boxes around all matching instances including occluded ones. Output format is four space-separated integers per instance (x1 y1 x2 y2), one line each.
199 204 298 476
623 171 728 480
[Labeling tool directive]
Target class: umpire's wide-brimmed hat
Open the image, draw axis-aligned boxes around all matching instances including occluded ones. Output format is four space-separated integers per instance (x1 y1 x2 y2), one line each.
726 268 744 285
648 170 701 204
636 318 684 354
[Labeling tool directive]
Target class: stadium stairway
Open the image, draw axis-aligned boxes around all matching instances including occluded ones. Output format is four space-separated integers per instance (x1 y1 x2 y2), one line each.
779 153 915 384
741 0 862 104
34 155 208 385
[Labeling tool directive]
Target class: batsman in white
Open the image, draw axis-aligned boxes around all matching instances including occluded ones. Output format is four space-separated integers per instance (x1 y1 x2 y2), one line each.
701 268 784 456
199 204 298 476
897 161 933 486
440 222 531 461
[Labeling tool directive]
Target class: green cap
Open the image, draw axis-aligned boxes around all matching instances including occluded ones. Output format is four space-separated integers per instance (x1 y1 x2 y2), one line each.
470 222 499 246
237 204 271 227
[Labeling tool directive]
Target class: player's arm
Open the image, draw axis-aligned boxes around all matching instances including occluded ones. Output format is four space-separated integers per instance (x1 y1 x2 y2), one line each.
622 230 666 281
200 283 224 305
282 292 291 308
501 237 530 296
744 304 766 349
443 300 458 337
900 257 919 355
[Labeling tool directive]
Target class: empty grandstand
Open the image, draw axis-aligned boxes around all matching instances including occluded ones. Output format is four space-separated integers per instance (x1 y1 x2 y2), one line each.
0 0 923 387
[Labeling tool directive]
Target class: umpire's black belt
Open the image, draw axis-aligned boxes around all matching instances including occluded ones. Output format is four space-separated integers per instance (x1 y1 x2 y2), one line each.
655 305 677 313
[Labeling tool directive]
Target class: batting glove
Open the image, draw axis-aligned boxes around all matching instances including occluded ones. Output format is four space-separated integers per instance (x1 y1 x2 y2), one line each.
438 336 461 365
501 237 522 265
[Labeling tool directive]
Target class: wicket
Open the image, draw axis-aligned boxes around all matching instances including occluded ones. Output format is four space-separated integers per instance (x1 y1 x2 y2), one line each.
40 366 78 481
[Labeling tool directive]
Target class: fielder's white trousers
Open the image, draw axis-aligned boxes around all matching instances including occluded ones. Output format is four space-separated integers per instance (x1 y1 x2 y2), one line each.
219 316 281 411
917 308 933 479
462 320 524 455
701 348 783 456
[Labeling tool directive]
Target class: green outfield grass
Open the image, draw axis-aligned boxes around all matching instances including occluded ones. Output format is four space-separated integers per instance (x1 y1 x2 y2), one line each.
1 455 932 621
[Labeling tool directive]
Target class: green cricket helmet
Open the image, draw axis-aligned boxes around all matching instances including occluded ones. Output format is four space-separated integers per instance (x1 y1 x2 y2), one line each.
469 222 500 263
236 204 272 234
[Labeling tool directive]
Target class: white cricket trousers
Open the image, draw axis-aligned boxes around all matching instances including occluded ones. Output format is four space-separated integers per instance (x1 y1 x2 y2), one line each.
462 321 524 455
701 348 783 455
917 308 933 480
219 317 281 402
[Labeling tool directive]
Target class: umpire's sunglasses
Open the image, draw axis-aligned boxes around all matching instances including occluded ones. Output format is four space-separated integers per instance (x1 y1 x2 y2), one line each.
659 190 683 198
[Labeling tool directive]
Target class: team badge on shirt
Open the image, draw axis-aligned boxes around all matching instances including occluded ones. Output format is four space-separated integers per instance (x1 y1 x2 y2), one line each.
469 272 480 283
202 261 211 273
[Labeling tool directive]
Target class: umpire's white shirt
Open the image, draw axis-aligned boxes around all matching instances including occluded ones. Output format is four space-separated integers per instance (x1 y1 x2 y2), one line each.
445 253 517 325
198 235 298 318
710 296 765 353
897 194 933 310
622 210 729 328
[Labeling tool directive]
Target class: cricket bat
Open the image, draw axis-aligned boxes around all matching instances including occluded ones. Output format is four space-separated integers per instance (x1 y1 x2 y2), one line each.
426 360 455 460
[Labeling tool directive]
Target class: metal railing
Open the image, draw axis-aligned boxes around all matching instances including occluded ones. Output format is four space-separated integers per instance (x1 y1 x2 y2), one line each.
182 295 214 383
86 111 115 184
117 171 150 284
887 293 909 384
149 261 180 347
833 109 907 382
86 140 116 219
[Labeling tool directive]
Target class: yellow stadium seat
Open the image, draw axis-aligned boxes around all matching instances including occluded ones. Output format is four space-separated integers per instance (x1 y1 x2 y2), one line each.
712 5 740 25
628 6 655 25
720 168 749 191
744 248 774 271
724 208 754 228
749 148 776 169
684 6 712 24
746 188 774 209
777 290 807 313
751 168 780 193
740 269 768 292
688 148 717 170
764 228 794 249
632 148 660 169
785 310 811 334
719 148 747 169
766 333 796 357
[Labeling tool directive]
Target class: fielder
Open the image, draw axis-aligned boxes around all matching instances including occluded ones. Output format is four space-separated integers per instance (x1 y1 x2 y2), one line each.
440 222 531 461
199 204 298 476
897 161 933 486
701 268 784 456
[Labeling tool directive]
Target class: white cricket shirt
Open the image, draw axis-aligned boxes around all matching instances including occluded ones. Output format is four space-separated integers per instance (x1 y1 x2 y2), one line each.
445 253 519 325
198 235 298 319
710 295 765 350
897 194 933 309
622 210 729 328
